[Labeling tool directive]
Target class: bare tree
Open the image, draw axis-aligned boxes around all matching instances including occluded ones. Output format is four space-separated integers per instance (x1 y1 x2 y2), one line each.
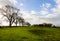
17 17 25 26
20 17 25 26
0 5 27 26
0 5 19 26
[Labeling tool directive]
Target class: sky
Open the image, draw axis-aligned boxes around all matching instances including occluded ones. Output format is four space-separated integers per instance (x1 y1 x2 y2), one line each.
0 0 60 26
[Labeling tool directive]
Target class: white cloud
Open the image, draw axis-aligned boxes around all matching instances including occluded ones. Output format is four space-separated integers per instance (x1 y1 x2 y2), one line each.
41 3 51 9
0 0 12 6
39 10 48 15
9 0 17 5
39 3 51 16
30 10 36 15
0 5 2 8
41 0 60 26
20 10 51 25
21 1 60 26
54 0 60 4
20 3 24 6
37 0 60 26
46 3 51 8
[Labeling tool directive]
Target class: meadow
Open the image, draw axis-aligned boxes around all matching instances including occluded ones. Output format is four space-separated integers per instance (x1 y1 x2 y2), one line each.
0 26 60 41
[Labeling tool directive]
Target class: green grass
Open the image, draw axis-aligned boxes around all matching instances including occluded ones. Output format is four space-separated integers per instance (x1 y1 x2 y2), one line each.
0 26 60 41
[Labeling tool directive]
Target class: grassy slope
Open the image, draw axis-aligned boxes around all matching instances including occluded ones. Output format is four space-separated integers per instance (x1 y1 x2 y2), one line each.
0 26 60 41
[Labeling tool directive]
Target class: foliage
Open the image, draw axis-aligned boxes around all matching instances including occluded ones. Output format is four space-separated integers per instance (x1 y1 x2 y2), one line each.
32 23 55 27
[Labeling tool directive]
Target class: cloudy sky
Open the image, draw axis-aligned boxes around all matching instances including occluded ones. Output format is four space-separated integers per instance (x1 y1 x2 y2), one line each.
0 0 60 26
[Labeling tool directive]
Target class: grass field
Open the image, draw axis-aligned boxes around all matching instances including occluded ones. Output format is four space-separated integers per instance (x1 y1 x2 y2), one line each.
0 26 60 41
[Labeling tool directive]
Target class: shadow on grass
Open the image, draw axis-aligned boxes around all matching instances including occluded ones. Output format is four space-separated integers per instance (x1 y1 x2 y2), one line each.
28 30 46 36
7 37 28 41
21 37 28 39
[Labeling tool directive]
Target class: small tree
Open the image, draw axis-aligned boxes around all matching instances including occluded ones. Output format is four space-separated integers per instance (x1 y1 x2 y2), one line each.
25 22 31 26
17 17 25 26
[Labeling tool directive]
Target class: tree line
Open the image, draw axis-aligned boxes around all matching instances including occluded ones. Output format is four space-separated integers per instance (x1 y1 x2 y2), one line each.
32 23 56 27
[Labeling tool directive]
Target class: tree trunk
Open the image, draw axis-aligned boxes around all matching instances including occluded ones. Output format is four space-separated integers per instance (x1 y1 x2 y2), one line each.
15 23 17 26
15 21 17 26
9 21 11 27
22 22 24 26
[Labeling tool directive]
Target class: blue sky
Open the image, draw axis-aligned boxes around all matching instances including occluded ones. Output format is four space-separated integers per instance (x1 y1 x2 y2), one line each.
14 0 60 26
14 0 57 17
0 0 60 26
16 0 56 11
